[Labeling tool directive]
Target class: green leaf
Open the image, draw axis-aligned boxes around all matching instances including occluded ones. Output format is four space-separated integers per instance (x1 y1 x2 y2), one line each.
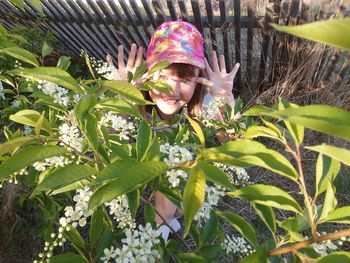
102 80 152 105
271 18 350 51
35 111 45 136
56 56 71 70
201 210 218 243
5 34 28 44
0 136 39 156
8 0 24 9
0 23 8 35
197 161 234 190
306 144 350 167
89 161 167 210
315 154 341 197
144 203 156 226
50 253 85 263
34 164 97 193
148 61 172 75
201 140 299 181
279 218 305 242
318 183 337 222
183 166 206 236
89 207 104 247
97 98 142 118
316 251 350 263
74 94 97 120
278 99 304 147
140 81 171 94
175 253 207 263
240 244 269 263
253 204 276 234
199 245 223 262
50 179 90 195
10 109 51 133
83 50 96 80
133 62 147 80
0 47 38 67
84 113 99 152
244 126 283 142
324 206 350 224
64 227 89 260
0 145 67 181
186 115 205 147
29 0 43 14
136 121 153 161
147 135 160 161
41 41 53 58
217 211 257 247
242 105 273 116
126 189 140 218
8 67 83 93
269 105 350 141
93 229 114 262
228 184 302 214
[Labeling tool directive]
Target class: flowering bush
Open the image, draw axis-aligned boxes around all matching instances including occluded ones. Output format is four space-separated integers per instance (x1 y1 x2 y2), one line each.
1 19 350 263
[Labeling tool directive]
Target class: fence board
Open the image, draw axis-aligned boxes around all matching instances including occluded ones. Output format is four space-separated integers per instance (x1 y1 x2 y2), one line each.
167 0 177 20
233 0 242 93
219 0 230 72
141 0 157 28
191 0 204 33
246 0 255 85
129 0 152 40
205 0 216 51
152 0 165 25
178 0 189 22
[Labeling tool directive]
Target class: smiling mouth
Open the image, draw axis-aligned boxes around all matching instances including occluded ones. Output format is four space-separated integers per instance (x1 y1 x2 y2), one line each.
161 97 179 104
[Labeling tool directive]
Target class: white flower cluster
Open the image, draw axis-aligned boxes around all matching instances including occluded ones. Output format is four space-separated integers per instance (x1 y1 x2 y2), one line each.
100 223 161 263
0 168 29 188
33 233 67 262
83 52 121 81
23 125 33 136
37 80 70 107
166 169 188 188
0 81 4 99
223 235 254 257
59 123 84 152
214 163 250 186
100 112 136 141
14 60 22 68
159 143 193 168
199 96 225 127
195 185 225 222
307 231 347 256
59 187 93 229
33 156 71 172
105 195 136 229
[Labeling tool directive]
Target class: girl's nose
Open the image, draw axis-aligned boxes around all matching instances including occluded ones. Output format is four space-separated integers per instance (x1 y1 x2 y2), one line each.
168 80 181 97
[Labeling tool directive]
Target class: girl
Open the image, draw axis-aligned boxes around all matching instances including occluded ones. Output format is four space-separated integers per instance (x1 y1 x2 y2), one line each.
108 20 240 240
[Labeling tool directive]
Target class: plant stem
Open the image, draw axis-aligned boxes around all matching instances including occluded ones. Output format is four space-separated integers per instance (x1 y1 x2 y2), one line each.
268 228 350 256
140 197 192 251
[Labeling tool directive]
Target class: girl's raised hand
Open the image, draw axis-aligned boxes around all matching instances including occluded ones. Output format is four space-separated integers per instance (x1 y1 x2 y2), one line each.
197 51 240 102
106 43 143 81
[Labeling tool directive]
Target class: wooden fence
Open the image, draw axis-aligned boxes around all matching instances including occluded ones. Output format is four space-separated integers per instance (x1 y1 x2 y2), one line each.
0 0 349 95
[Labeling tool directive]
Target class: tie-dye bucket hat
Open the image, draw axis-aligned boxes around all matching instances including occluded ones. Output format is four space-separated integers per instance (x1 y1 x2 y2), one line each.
146 20 205 69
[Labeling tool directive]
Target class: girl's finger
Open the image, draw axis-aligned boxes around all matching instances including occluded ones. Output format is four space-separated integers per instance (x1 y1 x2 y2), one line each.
127 43 137 68
117 45 125 70
211 51 220 72
219 54 226 73
106 54 114 66
204 58 213 75
229 63 240 80
134 46 143 67
196 77 214 87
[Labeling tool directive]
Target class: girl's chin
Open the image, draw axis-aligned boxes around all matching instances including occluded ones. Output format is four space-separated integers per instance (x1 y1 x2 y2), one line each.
155 100 184 116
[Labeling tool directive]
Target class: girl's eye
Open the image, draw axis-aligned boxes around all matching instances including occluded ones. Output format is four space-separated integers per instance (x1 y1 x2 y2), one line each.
159 75 167 80
180 79 190 83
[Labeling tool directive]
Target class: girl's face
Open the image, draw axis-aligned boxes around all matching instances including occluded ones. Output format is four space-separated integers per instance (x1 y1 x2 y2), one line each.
149 67 200 120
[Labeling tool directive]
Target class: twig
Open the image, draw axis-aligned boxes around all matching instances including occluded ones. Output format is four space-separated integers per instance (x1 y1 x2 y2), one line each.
268 228 350 256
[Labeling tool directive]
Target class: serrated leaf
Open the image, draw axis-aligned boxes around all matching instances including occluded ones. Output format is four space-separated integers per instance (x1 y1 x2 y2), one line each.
97 98 142 118
144 203 156 226
228 184 302 214
244 126 283 141
136 121 153 161
201 140 299 181
0 136 39 156
186 115 205 147
253 204 276 234
102 80 152 105
41 41 53 58
148 61 172 75
316 251 350 263
89 207 104 247
50 179 90 195
93 229 114 262
89 161 167 210
133 62 147 80
201 210 218 243
34 164 97 193
10 109 51 133
306 144 350 167
271 18 350 51
0 47 38 67
50 253 85 263
175 253 207 263
74 94 97 120
242 105 273 116
217 211 257 246
8 67 83 93
183 166 206 236
0 145 67 181
126 189 140 218
315 154 340 197
197 161 234 190
240 244 268 263
56 56 71 70
199 245 223 262
324 206 350 224
318 183 337 222
64 227 89 260
35 111 45 136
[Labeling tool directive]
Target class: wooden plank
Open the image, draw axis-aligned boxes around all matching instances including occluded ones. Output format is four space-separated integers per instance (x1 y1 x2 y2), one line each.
152 0 166 25
119 0 148 48
190 0 204 33
246 0 255 85
288 0 300 26
299 1 309 24
129 0 152 39
178 0 189 22
205 0 216 50
141 0 158 29
166 0 178 20
335 54 350 85
258 2 274 89
269 0 281 85
233 0 241 93
219 0 230 71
